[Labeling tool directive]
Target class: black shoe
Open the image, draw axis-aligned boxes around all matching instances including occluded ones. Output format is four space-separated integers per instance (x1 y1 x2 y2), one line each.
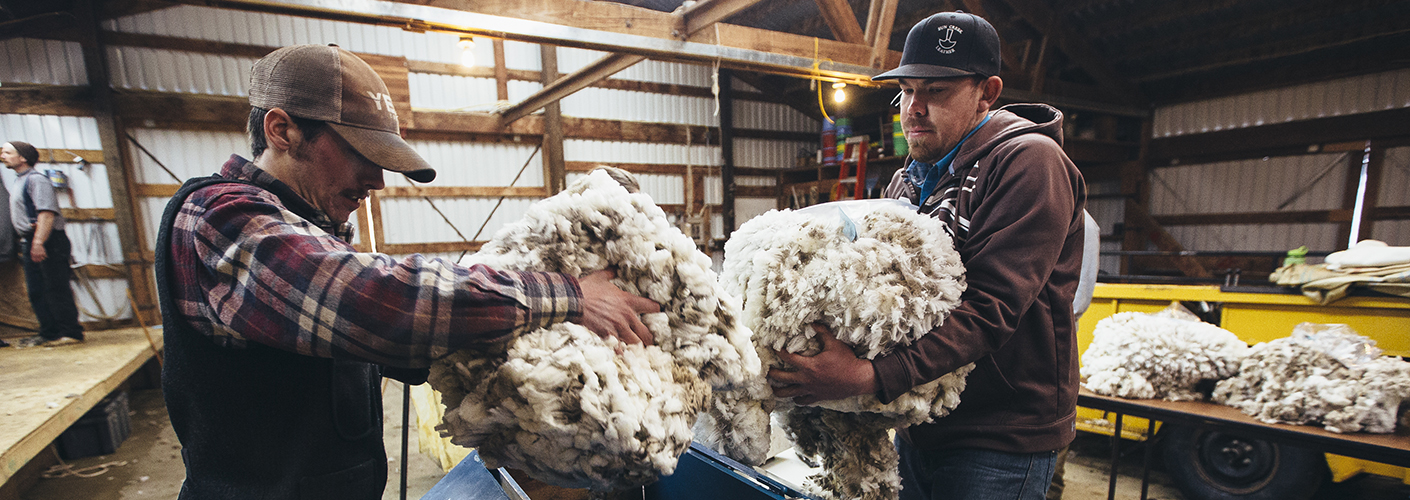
0 338 9 347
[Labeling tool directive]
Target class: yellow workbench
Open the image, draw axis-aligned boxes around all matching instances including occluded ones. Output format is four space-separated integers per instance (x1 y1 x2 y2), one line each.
1076 283 1410 483
0 327 163 486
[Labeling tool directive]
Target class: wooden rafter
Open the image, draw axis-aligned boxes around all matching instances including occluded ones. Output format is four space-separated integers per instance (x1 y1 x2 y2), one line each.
498 0 763 124
812 0 866 44
991 0 1144 104
863 0 899 68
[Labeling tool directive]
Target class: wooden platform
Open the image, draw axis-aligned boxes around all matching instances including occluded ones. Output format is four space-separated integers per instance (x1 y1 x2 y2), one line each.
0 327 163 485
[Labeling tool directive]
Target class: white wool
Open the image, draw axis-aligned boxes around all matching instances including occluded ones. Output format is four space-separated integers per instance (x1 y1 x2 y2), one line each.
427 169 759 491
707 200 970 500
1212 325 1410 433
1080 306 1249 401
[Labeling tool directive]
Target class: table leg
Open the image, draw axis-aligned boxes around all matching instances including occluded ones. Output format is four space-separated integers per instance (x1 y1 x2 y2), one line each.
1109 413 1123 500
1140 419 1156 500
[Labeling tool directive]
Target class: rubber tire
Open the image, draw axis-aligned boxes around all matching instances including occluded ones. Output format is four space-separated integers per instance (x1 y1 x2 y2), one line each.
1161 424 1327 500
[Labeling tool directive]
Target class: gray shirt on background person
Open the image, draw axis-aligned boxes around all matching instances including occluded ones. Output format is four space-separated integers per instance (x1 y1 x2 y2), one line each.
10 168 65 237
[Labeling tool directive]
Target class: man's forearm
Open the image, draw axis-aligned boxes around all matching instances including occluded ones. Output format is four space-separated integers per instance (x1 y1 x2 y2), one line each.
33 211 55 243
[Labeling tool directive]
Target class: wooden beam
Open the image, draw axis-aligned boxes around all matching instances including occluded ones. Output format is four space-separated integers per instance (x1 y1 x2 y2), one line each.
566 162 686 175
720 68 737 232
413 110 540 135
677 0 764 37
133 183 179 198
114 91 248 125
1153 209 1354 226
863 0 899 68
561 117 716 144
76 0 157 326
499 52 644 125
60 207 117 221
0 86 92 116
813 0 866 44
378 241 484 255
378 186 546 198
1148 107 1410 165
499 0 761 125
492 39 509 101
1371 206 1410 221
101 30 271 58
178 0 887 85
540 44 566 194
37 148 104 165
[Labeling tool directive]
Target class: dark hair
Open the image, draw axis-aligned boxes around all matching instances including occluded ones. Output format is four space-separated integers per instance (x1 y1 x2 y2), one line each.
247 107 329 159
6 140 39 166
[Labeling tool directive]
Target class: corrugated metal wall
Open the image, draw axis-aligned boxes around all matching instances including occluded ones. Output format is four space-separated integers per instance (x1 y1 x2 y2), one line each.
0 37 88 85
1 114 129 321
1153 68 1410 138
1146 153 1349 253
84 3 817 293
1085 180 1125 275
1375 146 1410 246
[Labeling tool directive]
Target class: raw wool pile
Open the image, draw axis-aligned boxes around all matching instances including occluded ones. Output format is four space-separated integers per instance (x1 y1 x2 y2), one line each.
427 168 761 491
1212 323 1410 433
1080 304 1248 401
707 199 970 500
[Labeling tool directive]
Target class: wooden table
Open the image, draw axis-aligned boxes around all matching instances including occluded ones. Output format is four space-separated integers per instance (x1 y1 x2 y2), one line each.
0 327 163 485
1078 388 1410 499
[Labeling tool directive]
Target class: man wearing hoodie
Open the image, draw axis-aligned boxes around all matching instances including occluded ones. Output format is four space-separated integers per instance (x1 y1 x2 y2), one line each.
768 11 1086 500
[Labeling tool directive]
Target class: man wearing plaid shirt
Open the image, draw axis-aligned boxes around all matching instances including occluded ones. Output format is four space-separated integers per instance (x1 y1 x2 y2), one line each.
155 44 659 500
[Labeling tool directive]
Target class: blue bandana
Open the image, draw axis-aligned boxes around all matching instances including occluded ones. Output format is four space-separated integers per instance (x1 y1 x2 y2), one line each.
913 113 991 204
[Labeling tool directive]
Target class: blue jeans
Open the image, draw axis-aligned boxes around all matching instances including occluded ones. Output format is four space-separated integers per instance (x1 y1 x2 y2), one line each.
897 437 1058 500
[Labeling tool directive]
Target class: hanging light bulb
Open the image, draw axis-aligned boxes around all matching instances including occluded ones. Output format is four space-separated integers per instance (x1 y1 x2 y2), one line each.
458 36 476 67
832 82 846 103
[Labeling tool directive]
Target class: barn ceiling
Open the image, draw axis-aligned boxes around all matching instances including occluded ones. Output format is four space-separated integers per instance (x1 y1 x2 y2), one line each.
611 0 1410 109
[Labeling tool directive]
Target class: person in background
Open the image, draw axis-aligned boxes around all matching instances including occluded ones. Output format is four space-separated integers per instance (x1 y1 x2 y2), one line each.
767 11 1086 500
4 140 85 347
155 44 661 500
0 152 15 348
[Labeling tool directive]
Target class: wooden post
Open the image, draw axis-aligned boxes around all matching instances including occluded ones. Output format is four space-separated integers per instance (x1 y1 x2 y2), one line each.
539 44 566 194
719 68 736 238
493 39 509 102
75 0 157 326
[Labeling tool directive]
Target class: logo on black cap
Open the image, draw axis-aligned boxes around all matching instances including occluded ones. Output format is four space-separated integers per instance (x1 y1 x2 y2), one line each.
937 25 962 54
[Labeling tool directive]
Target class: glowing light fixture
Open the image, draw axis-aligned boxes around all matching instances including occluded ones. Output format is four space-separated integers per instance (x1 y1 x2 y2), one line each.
832 82 846 103
458 36 476 67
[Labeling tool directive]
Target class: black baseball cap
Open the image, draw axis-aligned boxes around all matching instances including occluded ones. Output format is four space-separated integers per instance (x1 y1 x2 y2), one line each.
872 11 1001 81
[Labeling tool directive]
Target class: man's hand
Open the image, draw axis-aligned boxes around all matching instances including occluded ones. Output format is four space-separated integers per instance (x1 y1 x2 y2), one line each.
29 240 47 262
769 324 878 405
575 268 660 346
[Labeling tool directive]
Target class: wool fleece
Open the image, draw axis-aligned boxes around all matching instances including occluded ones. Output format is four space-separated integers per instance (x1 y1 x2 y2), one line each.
428 168 760 491
709 199 970 500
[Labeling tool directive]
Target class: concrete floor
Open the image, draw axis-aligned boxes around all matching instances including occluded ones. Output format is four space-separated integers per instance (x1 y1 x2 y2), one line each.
14 387 1410 500
17 381 446 500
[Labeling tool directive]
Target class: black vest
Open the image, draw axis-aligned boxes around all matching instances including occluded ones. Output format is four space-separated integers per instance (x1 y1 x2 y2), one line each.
156 175 386 500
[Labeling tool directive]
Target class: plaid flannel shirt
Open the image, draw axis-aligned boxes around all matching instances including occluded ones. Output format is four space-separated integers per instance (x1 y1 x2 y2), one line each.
166 155 581 367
